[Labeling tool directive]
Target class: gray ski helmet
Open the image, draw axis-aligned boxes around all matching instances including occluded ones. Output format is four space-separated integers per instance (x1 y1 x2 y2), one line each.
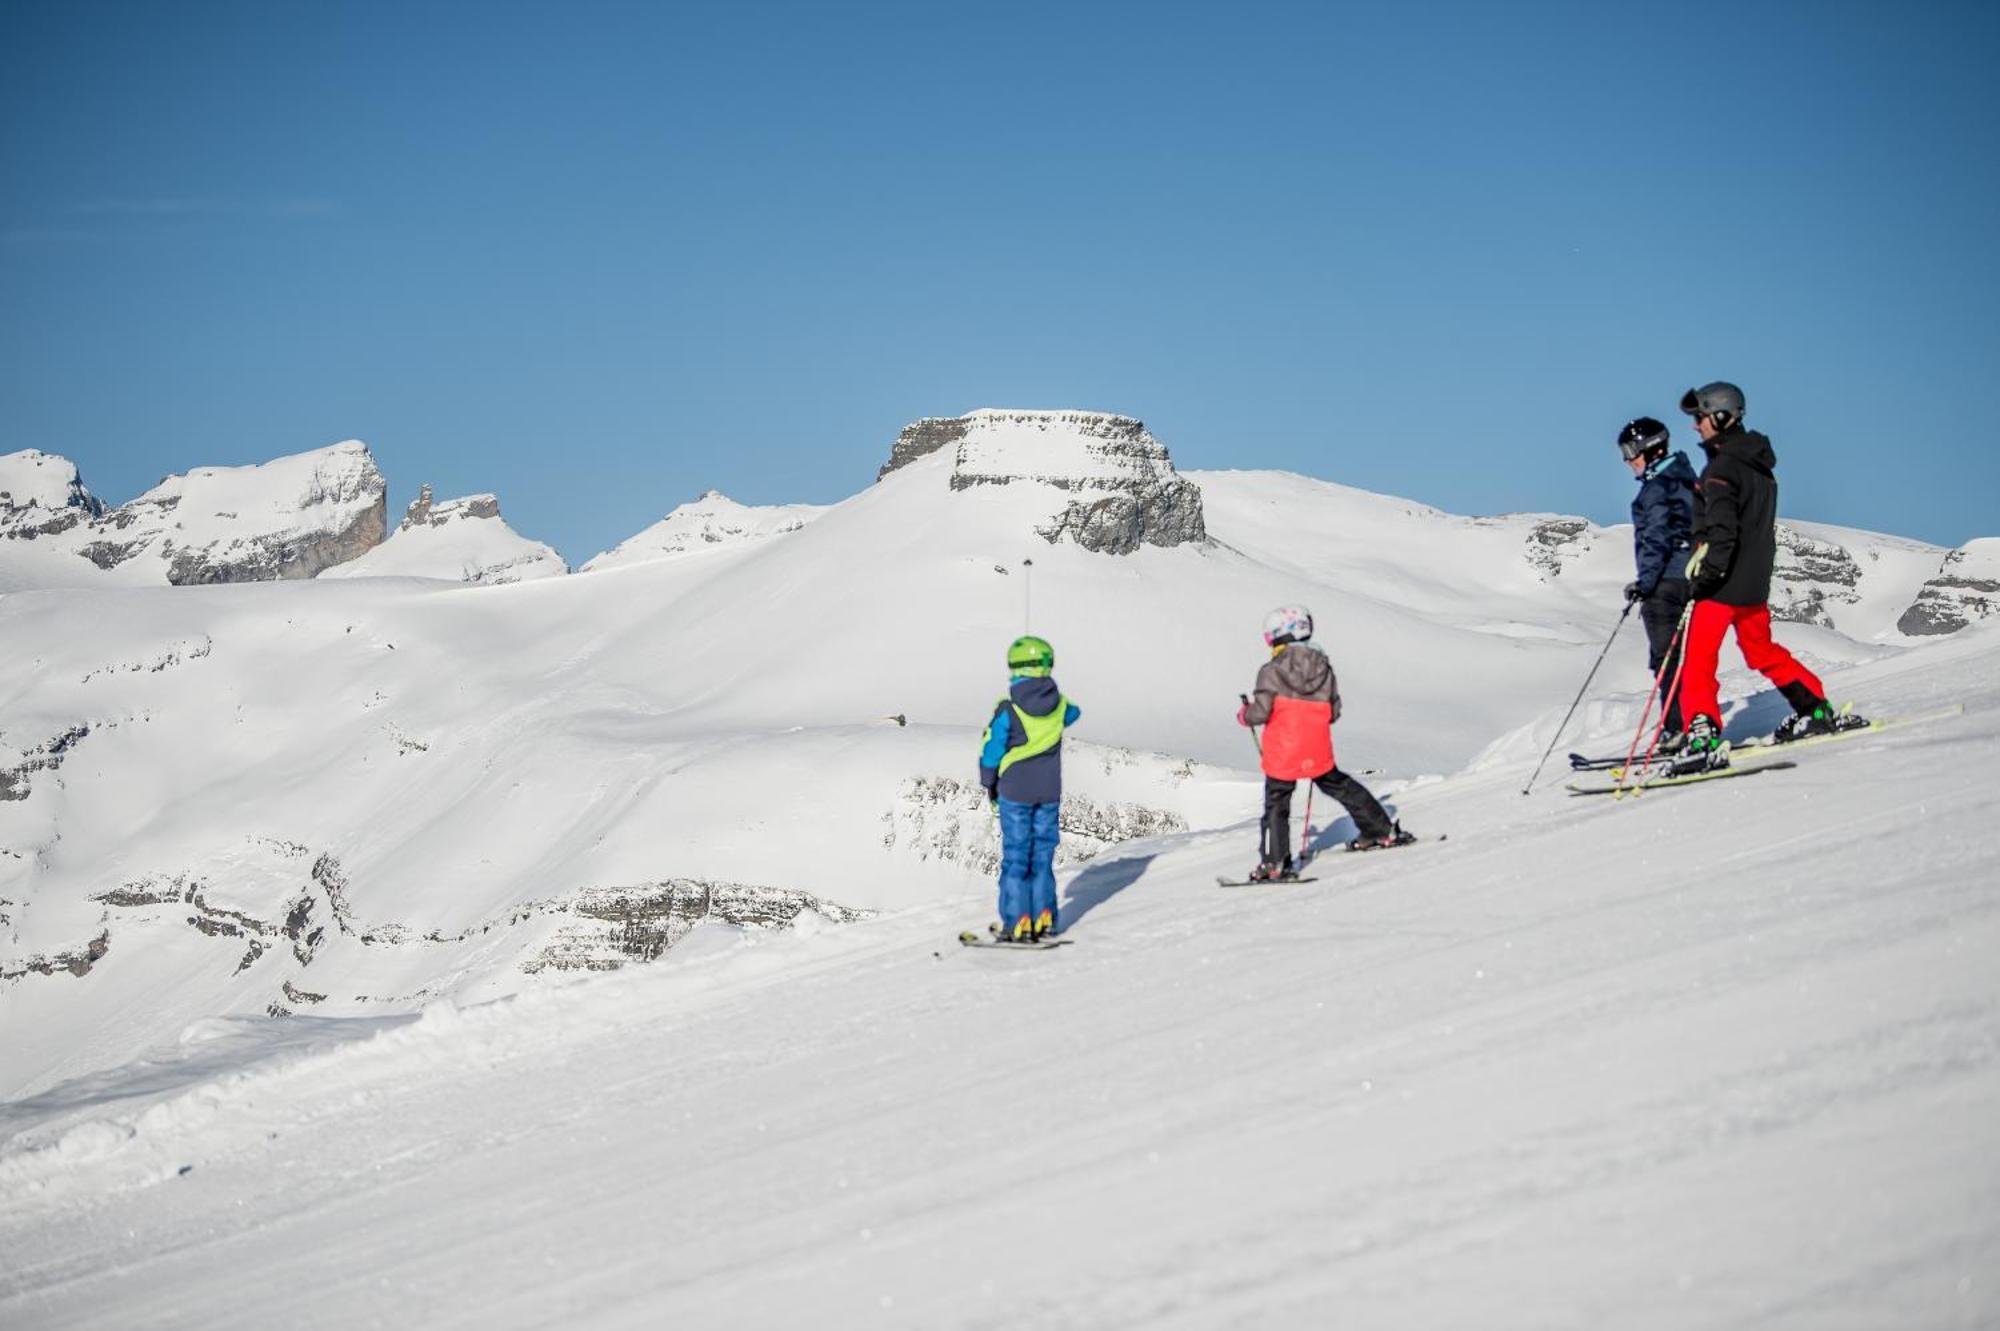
1616 416 1670 462
1679 381 1745 425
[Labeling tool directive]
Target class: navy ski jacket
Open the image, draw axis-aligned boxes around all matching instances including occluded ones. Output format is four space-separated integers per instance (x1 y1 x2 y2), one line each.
1630 451 1697 597
978 675 1082 805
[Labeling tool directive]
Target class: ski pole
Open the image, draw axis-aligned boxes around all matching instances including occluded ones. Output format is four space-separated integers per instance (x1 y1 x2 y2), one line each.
1618 601 1695 797
1521 600 1634 795
1299 784 1314 865
1614 544 1707 793
1238 693 1262 757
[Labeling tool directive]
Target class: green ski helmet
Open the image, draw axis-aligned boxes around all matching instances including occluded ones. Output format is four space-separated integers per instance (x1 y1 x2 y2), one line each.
1007 635 1055 677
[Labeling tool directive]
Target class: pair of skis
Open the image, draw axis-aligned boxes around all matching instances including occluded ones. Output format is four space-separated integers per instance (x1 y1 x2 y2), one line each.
1215 829 1432 887
1563 704 1960 796
958 929 1072 951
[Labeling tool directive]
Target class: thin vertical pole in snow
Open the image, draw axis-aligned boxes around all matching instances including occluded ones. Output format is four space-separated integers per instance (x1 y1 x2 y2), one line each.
1521 600 1633 795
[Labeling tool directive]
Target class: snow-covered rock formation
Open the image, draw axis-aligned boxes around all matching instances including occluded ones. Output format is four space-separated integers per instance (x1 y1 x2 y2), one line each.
581 490 825 572
880 410 1207 555
1897 538 2000 635
322 484 567 584
0 449 106 533
0 442 388 587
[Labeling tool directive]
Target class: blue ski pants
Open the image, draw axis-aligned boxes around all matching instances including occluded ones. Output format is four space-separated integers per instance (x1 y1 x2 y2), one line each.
997 797 1061 930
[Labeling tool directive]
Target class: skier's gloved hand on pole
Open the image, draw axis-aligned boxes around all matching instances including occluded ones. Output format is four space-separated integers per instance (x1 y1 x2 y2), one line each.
1236 703 1250 727
1623 580 1646 603
1684 542 1726 601
981 779 998 806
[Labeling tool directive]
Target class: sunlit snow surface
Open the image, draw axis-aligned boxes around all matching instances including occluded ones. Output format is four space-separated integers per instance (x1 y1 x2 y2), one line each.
1 446 1995 1328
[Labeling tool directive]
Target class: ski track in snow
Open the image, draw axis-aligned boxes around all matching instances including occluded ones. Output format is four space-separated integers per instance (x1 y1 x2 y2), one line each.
2 634 1997 1329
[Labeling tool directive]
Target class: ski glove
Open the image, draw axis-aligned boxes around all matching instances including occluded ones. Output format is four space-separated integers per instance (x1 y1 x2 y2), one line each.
1623 581 1646 603
981 779 998 804
1690 568 1726 601
1236 703 1249 727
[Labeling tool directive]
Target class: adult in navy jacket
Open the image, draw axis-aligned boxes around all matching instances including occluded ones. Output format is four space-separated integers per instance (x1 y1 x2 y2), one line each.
1616 416 1697 739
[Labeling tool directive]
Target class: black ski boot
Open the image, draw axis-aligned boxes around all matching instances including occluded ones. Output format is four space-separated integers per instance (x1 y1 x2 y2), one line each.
1774 684 1863 743
1667 715 1729 775
1347 823 1417 853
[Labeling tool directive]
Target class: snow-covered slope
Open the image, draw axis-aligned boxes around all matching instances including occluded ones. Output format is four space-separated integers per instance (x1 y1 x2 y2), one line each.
580 490 825 572
1 620 1993 1330
322 485 567 584
3 421 1985 1107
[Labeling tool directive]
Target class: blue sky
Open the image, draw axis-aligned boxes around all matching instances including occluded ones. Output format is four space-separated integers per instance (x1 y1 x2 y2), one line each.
4 0 1995 563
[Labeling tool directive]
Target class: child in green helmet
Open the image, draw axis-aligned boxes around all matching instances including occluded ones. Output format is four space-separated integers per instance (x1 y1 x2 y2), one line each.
977 635 1082 941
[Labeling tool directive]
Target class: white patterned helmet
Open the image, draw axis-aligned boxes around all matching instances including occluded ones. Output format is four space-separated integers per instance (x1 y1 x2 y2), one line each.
1262 605 1314 647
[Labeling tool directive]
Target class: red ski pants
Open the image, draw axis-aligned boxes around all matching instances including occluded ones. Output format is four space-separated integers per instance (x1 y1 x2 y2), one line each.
1675 600 1824 728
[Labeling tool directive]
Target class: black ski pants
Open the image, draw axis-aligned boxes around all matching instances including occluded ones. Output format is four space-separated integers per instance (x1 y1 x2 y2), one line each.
1641 578 1690 734
1262 768 1393 866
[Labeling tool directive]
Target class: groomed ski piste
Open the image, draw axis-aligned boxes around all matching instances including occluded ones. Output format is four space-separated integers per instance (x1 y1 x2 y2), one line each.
3 627 1996 1328
2 417 1996 1328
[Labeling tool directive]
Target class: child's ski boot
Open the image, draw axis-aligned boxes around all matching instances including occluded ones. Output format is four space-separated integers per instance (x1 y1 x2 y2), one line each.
1033 908 1057 941
1245 860 1297 883
1347 823 1417 853
989 915 1037 944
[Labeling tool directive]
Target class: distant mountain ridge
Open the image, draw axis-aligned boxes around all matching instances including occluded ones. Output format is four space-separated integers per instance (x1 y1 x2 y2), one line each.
1 415 1993 640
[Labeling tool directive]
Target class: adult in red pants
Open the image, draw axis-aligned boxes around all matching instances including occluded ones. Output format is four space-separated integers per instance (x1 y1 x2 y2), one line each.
1673 381 1865 770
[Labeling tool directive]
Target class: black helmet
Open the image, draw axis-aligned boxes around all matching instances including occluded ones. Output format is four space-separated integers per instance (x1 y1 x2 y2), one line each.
1679 381 1745 427
1616 416 1670 463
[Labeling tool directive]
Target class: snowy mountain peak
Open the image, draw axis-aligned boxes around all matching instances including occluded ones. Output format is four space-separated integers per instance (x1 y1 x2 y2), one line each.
122 440 389 584
879 409 1207 555
0 440 388 588
1897 537 2000 635
0 449 105 523
323 482 565 585
581 490 826 572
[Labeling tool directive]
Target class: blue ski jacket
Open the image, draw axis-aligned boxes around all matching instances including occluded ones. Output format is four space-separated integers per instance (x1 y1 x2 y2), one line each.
978 675 1082 805
1631 451 1697 597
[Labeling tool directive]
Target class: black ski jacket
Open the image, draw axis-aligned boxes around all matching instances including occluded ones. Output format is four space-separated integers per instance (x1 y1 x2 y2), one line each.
1691 426 1780 606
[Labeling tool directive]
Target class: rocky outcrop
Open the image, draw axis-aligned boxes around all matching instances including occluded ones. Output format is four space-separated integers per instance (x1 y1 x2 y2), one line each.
0 442 389 586
878 417 971 480
0 724 90 803
0 450 105 536
1897 540 2000 636
51 852 869 1005
1522 518 1592 579
523 881 872 973
321 483 567 584
882 774 1188 877
1770 523 1864 627
881 410 1208 555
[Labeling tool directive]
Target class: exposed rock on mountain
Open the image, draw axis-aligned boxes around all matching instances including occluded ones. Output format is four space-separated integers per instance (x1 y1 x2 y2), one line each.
882 410 1207 555
0 450 106 537
0 442 388 587
582 490 825 572
523 881 872 973
1520 518 1592 579
884 774 1189 877
1771 524 1865 626
1897 539 2000 636
321 483 567 584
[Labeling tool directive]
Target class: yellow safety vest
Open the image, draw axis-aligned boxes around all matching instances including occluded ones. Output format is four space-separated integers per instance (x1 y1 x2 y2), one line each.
996 697 1070 776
